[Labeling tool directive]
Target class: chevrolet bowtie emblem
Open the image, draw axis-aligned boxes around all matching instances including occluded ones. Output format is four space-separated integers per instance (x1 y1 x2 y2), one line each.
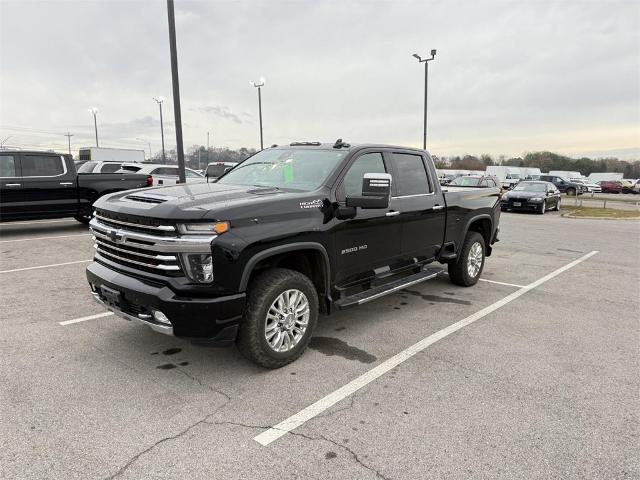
107 229 124 243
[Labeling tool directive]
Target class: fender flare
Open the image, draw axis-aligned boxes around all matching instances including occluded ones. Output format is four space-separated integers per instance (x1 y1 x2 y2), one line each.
460 214 494 251
239 242 331 294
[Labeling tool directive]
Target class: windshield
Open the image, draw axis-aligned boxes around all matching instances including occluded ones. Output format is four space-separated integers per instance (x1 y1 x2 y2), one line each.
449 176 481 187
513 182 546 192
217 149 347 191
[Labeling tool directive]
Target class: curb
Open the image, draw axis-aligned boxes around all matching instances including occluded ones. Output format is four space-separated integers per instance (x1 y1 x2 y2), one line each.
561 211 640 221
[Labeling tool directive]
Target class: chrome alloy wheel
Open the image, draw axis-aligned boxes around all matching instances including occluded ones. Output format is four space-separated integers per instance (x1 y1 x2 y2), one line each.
467 242 483 278
265 289 310 352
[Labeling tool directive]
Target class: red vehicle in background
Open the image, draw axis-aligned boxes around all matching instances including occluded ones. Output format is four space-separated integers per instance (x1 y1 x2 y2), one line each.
598 180 623 193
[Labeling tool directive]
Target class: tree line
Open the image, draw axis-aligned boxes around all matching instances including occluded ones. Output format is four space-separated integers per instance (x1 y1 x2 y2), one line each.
434 151 640 178
152 146 640 178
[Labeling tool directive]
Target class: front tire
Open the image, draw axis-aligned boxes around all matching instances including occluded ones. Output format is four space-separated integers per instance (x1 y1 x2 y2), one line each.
237 268 318 368
448 232 485 287
566 188 576 196
554 198 561 211
537 200 546 214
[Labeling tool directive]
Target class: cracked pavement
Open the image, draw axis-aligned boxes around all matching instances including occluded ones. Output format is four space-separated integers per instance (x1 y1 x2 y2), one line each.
1 214 638 479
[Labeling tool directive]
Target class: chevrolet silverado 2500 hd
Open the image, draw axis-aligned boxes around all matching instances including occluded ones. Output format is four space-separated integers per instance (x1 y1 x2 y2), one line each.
0 150 151 224
86 141 501 367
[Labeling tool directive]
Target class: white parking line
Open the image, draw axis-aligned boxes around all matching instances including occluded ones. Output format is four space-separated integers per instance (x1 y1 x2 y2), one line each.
0 233 91 243
479 278 526 288
253 250 599 446
59 312 113 325
0 259 92 274
0 218 77 226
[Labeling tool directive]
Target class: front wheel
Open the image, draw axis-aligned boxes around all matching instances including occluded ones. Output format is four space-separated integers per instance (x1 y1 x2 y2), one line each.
554 198 561 211
537 200 546 214
448 231 485 287
237 268 318 368
566 188 576 196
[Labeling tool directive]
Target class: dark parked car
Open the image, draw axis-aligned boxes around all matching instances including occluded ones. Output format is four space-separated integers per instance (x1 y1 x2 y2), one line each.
87 141 501 368
501 181 560 214
598 180 623 194
538 175 584 196
0 150 151 224
447 175 501 189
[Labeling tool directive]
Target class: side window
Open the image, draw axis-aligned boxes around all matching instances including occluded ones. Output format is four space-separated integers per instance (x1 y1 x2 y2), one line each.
337 153 386 202
392 153 431 196
479 179 487 187
0 155 17 177
151 167 169 175
21 155 65 177
487 179 496 188
100 163 122 173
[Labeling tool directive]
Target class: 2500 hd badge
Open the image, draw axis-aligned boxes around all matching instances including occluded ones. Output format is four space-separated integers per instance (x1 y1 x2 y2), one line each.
86 141 500 368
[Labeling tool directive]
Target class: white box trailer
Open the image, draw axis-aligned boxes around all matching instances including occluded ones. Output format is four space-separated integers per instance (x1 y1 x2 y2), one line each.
485 166 522 188
587 172 624 182
522 167 542 179
78 147 145 163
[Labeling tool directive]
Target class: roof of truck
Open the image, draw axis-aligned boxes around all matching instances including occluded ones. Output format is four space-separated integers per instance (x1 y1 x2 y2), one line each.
270 141 429 154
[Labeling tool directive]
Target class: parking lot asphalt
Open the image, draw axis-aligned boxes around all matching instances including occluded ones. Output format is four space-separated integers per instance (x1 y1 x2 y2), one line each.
1 212 638 480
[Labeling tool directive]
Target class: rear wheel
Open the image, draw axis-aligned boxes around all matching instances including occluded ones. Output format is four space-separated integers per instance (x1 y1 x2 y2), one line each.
237 268 318 368
448 232 485 287
74 214 91 225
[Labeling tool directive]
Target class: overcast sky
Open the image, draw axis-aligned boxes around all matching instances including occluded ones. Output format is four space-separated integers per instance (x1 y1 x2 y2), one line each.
1 0 638 159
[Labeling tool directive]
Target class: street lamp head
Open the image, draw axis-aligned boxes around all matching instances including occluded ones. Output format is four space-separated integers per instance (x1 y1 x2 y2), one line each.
250 78 265 88
431 49 437 57
153 96 164 104
88 107 98 114
412 53 422 61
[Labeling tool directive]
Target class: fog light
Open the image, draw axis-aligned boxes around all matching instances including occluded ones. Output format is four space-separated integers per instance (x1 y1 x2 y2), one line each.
152 310 171 325
181 253 213 283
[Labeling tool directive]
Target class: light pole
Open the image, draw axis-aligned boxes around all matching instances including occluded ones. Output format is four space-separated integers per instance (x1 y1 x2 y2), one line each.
250 77 265 150
153 96 166 162
412 49 436 150
136 138 152 159
88 107 99 147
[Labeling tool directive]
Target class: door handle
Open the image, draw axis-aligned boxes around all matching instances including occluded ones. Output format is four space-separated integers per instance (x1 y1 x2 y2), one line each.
4 183 21 187
433 204 445 211
59 182 74 186
386 211 400 217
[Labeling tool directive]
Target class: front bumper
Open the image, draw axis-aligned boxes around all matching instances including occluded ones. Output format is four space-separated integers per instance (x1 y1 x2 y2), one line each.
501 199 542 211
86 261 245 346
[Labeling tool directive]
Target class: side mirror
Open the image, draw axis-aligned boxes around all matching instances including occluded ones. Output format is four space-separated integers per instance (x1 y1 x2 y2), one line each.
224 167 232 173
346 173 392 209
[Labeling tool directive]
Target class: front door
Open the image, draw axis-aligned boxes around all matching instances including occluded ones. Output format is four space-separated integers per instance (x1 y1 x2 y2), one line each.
332 151 402 286
388 151 446 262
0 153 23 220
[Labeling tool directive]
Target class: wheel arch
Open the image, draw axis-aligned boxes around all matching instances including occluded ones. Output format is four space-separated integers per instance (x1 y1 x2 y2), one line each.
463 214 493 255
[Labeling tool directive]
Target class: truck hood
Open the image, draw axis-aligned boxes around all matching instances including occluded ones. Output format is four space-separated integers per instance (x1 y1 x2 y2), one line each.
93 181 326 222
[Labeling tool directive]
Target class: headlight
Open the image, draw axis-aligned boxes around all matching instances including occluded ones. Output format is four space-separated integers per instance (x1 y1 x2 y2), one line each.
181 253 213 283
178 222 229 235
530 197 543 201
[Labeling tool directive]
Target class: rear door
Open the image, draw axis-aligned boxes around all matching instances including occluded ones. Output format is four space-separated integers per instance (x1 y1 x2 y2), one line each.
0 153 23 219
388 151 446 262
332 150 402 285
19 154 78 216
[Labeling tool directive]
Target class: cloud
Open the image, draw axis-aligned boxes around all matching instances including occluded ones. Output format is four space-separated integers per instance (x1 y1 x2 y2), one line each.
193 105 243 124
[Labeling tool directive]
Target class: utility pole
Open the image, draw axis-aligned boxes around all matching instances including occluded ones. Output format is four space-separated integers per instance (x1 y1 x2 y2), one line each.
64 132 74 155
153 96 166 162
250 78 265 150
412 50 437 150
88 107 99 147
206 131 210 171
166 0 186 183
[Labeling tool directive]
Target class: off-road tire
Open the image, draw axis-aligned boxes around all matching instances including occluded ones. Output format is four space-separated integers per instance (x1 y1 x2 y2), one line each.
237 268 318 368
448 231 485 287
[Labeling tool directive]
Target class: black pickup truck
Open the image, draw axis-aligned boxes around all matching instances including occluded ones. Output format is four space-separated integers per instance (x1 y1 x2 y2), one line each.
0 150 151 224
86 141 501 367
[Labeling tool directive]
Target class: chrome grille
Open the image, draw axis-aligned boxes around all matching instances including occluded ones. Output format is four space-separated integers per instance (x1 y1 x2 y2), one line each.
90 215 216 276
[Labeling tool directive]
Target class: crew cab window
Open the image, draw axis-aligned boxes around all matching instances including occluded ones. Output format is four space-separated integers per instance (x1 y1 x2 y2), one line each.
21 155 65 177
0 155 17 177
337 153 386 202
186 169 202 177
99 163 122 173
392 153 431 196
486 178 496 187
151 167 177 176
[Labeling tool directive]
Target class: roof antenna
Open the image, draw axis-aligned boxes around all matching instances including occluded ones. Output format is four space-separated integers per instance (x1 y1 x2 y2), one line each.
333 138 350 149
